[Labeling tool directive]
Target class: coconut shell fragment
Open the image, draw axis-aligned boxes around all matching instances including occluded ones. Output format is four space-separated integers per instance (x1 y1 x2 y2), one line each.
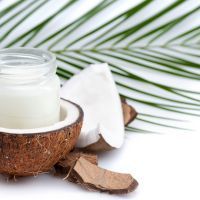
66 157 138 194
77 98 137 153
79 98 138 153
61 64 125 151
55 150 98 175
81 134 114 152
121 97 137 126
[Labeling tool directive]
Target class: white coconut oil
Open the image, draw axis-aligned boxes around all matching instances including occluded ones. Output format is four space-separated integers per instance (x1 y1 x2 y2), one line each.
0 48 60 129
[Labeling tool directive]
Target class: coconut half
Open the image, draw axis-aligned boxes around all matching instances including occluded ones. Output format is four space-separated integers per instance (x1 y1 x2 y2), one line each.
0 99 83 176
61 64 124 151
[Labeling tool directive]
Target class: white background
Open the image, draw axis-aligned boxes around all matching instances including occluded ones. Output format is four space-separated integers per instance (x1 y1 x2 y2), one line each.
0 0 200 200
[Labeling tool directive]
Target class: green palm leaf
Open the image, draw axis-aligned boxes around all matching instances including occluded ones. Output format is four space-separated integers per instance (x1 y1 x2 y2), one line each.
0 0 200 133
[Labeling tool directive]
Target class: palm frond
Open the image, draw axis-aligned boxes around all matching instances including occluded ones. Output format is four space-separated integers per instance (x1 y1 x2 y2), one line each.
0 0 200 133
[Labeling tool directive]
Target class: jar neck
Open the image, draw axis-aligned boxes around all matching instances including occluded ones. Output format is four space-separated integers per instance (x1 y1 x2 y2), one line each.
0 48 56 84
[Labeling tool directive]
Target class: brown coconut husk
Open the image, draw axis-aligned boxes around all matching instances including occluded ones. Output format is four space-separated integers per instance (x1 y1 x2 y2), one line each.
55 150 98 175
121 97 137 126
81 134 114 152
66 157 138 194
0 100 83 176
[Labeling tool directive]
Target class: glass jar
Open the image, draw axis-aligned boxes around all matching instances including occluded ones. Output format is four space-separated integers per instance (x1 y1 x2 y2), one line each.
0 48 60 129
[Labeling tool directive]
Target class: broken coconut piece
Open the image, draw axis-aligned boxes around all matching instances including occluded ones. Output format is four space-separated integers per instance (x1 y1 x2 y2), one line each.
121 97 138 126
61 64 124 152
0 99 83 176
67 157 138 194
55 150 98 175
79 99 137 152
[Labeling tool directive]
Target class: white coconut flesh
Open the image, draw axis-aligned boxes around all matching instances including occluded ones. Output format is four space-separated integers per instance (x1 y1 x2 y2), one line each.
0 99 80 134
61 63 124 149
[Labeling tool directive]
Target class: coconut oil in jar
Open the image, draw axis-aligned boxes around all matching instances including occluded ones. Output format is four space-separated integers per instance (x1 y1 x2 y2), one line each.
0 48 60 129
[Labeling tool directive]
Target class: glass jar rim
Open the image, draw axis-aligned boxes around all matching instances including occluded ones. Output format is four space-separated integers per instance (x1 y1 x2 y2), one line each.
0 47 56 68
0 47 56 83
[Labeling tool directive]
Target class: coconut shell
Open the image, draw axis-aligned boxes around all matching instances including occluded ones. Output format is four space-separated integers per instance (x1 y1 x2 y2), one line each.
81 134 114 152
0 100 83 176
67 157 138 194
121 97 137 126
55 150 98 176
